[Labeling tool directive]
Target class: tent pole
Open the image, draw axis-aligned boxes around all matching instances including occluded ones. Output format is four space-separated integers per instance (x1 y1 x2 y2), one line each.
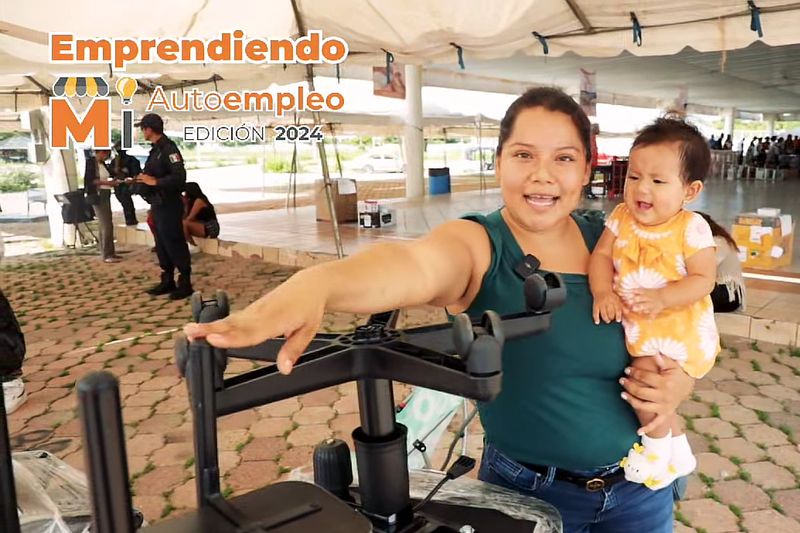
478 120 485 191
443 128 448 167
291 0 344 258
329 123 344 179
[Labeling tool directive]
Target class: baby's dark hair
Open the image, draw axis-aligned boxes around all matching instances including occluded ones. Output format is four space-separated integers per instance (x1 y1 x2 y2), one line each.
631 117 711 183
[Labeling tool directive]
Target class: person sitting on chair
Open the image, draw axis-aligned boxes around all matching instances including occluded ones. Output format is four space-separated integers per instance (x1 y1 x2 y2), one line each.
183 182 219 254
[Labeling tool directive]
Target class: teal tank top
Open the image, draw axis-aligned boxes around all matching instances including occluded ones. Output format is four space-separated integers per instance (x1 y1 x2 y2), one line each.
462 209 639 470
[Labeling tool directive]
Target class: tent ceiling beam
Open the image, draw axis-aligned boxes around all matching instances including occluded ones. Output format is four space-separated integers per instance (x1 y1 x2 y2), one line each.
0 21 47 45
563 0 593 32
24 75 51 97
544 2 800 40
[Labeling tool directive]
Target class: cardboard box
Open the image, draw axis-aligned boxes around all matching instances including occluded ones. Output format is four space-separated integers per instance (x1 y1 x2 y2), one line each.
359 208 395 229
732 211 794 269
315 178 358 223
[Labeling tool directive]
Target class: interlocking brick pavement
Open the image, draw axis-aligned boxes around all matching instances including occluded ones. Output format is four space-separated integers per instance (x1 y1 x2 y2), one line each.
3 248 800 530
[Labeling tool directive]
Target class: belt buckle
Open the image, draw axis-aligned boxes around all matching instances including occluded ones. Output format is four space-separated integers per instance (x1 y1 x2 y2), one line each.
585 478 605 492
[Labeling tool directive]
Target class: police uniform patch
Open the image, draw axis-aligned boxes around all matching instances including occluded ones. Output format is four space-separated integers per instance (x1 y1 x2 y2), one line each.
169 153 182 164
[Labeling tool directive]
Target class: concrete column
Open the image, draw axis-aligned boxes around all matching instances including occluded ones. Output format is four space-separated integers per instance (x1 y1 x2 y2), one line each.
43 145 78 247
24 107 76 247
764 113 777 137
404 64 424 198
723 107 735 138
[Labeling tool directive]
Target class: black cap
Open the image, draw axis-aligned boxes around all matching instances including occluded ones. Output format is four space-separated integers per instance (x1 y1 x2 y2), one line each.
134 113 163 130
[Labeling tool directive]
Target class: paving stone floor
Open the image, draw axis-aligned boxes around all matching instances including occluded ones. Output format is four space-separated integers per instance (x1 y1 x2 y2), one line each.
3 248 800 531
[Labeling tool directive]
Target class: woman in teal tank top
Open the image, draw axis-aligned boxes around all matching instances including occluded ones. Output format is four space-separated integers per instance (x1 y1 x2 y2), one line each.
187 88 695 533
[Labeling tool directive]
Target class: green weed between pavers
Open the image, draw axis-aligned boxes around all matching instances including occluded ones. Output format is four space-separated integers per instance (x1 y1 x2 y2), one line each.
235 434 255 453
129 461 155 483
673 510 690 527
698 472 715 486
778 425 796 443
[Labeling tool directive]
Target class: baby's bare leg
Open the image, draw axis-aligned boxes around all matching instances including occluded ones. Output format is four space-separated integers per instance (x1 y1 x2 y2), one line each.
630 356 671 438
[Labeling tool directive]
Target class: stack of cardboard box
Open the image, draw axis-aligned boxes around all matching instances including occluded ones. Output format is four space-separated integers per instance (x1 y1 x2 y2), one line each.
732 208 795 269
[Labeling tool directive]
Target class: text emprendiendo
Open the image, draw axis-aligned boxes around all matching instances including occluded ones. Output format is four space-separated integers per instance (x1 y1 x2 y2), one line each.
50 31 347 70
49 30 348 118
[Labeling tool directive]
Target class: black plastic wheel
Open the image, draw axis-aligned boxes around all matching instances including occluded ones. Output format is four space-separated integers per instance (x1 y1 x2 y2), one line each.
452 313 475 357
524 274 549 312
215 290 230 318
481 310 505 347
190 292 203 322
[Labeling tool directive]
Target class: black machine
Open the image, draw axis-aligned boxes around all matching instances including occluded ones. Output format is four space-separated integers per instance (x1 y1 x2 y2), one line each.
74 264 567 532
54 190 97 248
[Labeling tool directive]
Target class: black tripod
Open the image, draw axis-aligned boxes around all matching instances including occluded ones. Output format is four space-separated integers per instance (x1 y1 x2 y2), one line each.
75 266 567 532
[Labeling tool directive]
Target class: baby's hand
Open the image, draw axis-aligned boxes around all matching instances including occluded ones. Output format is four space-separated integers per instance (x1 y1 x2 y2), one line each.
593 291 623 325
625 289 665 317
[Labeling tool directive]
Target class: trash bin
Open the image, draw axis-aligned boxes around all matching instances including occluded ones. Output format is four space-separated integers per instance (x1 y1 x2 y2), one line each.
428 167 451 195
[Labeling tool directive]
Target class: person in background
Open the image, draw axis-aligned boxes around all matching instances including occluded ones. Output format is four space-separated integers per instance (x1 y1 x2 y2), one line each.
784 135 794 155
766 139 781 168
744 138 757 165
722 134 732 150
135 113 193 300
585 123 600 199
1 240 26 414
696 212 745 313
183 182 220 254
84 148 121 263
111 142 141 226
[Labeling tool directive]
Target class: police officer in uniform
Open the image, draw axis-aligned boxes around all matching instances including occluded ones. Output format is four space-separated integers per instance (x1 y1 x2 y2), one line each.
135 113 193 300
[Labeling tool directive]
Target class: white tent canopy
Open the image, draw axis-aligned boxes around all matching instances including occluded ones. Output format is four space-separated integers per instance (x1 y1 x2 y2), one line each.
2 1 799 114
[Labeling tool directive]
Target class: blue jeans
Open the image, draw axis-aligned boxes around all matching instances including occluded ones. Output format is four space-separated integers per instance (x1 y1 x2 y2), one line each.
478 441 674 533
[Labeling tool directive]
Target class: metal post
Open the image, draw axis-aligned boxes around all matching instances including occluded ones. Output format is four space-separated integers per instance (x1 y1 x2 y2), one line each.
404 64 425 199
290 0 344 258
356 379 396 437
329 123 344 179
186 341 222 507
77 372 135 533
478 120 485 190
0 381 20 533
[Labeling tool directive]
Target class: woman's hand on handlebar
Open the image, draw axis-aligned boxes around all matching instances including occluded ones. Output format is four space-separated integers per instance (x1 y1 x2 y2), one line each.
183 273 326 375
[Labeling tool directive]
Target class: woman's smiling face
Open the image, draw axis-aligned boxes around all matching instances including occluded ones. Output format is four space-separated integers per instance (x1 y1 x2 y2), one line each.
496 107 591 233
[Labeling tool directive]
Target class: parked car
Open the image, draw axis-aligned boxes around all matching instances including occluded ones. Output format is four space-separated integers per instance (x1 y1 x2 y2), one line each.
352 151 405 173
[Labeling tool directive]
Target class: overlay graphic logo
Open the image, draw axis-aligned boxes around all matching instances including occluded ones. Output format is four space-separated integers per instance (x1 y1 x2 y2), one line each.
49 75 137 149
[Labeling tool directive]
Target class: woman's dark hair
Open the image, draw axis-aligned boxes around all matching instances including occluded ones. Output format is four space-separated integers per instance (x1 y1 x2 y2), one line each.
184 182 213 208
696 211 737 249
496 87 592 163
631 117 711 182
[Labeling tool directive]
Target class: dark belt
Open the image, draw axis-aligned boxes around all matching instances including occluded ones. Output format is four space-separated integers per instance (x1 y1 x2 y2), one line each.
520 462 626 492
